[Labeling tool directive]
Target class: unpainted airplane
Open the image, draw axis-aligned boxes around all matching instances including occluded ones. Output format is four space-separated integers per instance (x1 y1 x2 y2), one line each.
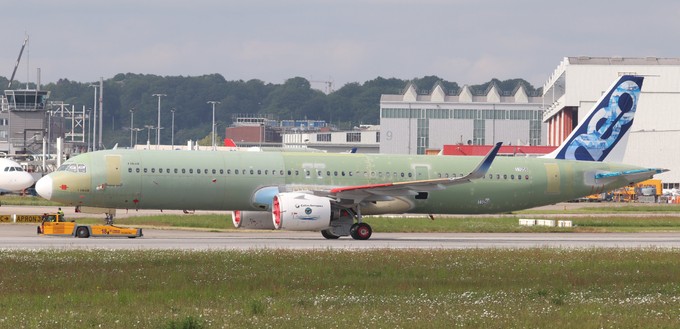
0 158 35 193
35 75 666 240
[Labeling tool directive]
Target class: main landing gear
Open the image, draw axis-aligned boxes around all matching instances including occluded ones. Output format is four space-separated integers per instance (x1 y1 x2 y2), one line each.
320 205 373 240
349 222 372 240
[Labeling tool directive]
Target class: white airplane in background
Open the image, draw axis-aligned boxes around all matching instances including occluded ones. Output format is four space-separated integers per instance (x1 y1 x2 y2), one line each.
0 158 35 193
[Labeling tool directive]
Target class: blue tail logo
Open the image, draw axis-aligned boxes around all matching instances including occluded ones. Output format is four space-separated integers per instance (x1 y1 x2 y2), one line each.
553 75 643 162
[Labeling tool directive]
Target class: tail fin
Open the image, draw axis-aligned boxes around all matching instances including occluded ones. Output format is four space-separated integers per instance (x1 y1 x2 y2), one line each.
224 138 237 147
544 75 644 162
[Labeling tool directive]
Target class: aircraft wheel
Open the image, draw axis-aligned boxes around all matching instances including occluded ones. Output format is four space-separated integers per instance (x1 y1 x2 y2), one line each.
350 223 372 240
76 227 90 238
321 229 340 239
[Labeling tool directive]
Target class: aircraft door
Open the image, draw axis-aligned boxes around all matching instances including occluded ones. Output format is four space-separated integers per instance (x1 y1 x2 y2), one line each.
105 155 122 186
415 165 429 180
544 163 560 195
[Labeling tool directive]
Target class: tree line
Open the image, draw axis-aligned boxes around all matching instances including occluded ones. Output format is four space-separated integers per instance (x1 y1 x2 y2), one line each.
0 74 540 148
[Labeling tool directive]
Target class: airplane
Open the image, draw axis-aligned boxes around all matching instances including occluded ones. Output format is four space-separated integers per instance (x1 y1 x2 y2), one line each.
34 75 666 240
0 158 35 193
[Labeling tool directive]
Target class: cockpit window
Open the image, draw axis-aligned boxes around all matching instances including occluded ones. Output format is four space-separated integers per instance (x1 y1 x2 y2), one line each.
57 163 86 173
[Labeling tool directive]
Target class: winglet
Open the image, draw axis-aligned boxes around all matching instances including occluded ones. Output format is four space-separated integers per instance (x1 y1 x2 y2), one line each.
468 142 502 179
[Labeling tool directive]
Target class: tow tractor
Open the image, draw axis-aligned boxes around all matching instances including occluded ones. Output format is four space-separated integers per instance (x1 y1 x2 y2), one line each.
37 213 143 238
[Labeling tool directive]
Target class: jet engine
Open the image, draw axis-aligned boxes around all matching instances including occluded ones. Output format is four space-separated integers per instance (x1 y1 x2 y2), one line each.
231 210 275 229
272 193 331 231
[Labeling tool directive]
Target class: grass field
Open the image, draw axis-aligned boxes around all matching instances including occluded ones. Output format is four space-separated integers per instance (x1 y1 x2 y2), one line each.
1 249 679 328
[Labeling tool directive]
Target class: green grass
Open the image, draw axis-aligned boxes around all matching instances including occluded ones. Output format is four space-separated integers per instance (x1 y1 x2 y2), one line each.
0 195 62 206
516 203 680 214
1 249 680 328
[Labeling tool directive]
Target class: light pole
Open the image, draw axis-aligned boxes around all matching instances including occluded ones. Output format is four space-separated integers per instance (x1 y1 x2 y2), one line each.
171 108 176 149
86 108 91 152
129 108 135 148
152 93 166 149
132 128 142 146
144 125 155 146
90 84 98 150
207 101 220 151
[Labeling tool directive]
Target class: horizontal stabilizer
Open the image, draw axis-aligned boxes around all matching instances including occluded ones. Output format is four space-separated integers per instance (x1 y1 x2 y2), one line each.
595 168 668 182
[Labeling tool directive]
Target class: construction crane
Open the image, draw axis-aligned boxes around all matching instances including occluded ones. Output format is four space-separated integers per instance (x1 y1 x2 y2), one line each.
8 36 28 89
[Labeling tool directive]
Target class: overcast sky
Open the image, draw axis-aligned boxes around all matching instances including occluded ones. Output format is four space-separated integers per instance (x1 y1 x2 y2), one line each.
4 0 679 91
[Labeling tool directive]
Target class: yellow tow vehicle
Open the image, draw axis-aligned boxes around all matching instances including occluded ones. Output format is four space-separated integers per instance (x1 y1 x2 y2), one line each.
37 213 143 238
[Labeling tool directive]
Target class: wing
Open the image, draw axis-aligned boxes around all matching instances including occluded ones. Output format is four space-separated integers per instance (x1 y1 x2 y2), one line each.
313 142 502 203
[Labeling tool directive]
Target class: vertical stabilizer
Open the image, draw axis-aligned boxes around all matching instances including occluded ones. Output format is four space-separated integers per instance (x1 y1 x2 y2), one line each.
544 75 644 162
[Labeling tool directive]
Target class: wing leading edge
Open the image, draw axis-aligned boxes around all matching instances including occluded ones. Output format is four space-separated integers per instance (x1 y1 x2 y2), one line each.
325 142 503 202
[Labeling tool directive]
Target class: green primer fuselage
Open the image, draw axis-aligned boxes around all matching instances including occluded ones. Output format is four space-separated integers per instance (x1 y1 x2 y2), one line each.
48 149 648 214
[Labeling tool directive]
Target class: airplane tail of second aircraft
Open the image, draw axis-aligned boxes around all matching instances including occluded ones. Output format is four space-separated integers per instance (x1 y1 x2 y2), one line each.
543 75 644 162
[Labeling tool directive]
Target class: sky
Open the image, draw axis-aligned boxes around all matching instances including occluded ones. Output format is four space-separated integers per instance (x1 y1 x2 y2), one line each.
3 0 680 91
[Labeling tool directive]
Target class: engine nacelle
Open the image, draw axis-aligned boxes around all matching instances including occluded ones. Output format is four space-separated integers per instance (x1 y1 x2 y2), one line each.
272 193 331 231
231 210 275 230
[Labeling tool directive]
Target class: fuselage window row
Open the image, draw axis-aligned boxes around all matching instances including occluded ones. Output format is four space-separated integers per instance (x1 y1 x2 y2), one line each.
125 167 521 181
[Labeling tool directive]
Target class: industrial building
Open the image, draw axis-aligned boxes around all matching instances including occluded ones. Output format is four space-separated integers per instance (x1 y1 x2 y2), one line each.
379 81 546 155
543 57 680 188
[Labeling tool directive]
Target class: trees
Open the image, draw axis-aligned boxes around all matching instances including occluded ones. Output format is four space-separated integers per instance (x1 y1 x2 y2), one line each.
6 74 539 146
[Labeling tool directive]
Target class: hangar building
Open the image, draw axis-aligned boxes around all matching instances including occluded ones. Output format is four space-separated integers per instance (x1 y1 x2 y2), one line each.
379 81 546 155
543 57 680 188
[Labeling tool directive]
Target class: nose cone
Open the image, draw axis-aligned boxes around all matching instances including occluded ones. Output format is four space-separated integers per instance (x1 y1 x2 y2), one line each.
15 172 35 191
35 175 53 200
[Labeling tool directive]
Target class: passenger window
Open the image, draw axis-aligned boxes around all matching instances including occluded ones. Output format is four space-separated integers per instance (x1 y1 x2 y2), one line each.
136 168 140 173
511 175 515 180
525 175 529 180
327 171 331 176
174 169 178 174
401 172 404 177
518 175 522 180
250 169 254 175
144 168 148 173
128 168 132 173
287 170 291 176
182 169 186 174
503 174 507 180
213 169 217 174
235 169 239 174
279 170 284 175
496 174 500 180
295 170 299 176
408 173 412 178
